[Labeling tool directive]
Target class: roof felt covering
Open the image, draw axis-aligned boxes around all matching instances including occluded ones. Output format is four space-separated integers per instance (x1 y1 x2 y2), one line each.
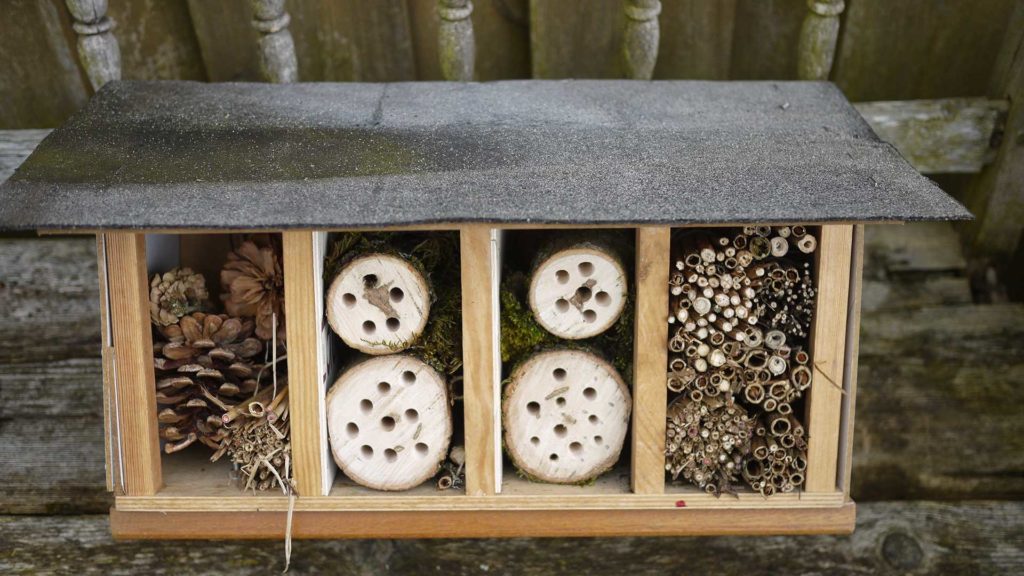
0 80 969 231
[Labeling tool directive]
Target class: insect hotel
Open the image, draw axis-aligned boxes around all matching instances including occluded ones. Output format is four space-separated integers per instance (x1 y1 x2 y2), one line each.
0 80 969 539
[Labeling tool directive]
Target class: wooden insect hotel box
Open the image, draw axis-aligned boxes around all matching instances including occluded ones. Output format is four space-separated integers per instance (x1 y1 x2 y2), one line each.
0 80 969 539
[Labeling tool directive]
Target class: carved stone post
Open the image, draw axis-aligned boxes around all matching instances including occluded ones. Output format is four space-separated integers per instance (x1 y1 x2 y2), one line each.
438 0 475 81
797 0 845 81
250 0 298 83
623 0 661 80
65 0 121 90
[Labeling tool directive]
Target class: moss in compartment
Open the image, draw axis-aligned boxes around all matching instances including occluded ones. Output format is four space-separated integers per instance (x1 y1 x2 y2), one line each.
324 231 463 380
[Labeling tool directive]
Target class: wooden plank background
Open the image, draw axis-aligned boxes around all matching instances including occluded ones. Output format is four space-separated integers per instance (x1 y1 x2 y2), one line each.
0 0 1017 127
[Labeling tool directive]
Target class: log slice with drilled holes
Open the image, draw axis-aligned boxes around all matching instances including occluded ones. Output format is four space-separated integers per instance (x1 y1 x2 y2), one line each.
528 244 627 339
503 349 631 484
326 253 431 354
326 355 451 491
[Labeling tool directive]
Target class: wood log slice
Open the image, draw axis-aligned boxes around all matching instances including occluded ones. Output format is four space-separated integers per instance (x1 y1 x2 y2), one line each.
528 243 627 339
503 349 631 484
326 355 451 491
326 253 431 355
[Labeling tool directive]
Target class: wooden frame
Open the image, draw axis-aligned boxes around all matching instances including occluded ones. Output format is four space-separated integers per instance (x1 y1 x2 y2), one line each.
101 222 860 539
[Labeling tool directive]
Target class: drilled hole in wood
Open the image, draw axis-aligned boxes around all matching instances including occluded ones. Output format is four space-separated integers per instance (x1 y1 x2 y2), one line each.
583 387 597 400
377 381 391 395
530 436 539 445
595 291 610 306
384 448 398 462
555 298 569 312
342 293 357 307
386 317 400 332
556 397 566 407
361 445 373 459
415 442 428 455
588 414 600 424
381 416 396 431
360 399 373 414
554 424 567 437
594 435 604 445
346 422 359 438
405 408 419 423
569 441 583 456
550 453 559 461
555 269 570 284
578 261 595 277
553 368 567 381
389 286 404 303
362 320 376 335
526 401 540 416
363 274 378 288
582 310 597 323
402 370 416 385
576 285 592 301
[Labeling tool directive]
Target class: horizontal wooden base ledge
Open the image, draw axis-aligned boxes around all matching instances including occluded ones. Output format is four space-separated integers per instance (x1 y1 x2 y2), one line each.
110 502 855 539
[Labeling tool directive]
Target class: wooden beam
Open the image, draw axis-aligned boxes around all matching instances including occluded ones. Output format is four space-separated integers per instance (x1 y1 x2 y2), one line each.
282 231 326 496
460 225 498 495
630 227 670 494
104 232 162 496
110 501 856 539
838 225 864 494
856 98 1006 174
805 225 853 493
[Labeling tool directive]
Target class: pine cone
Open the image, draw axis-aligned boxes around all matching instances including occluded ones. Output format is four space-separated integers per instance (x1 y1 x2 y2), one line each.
221 240 285 342
149 267 209 326
154 312 265 454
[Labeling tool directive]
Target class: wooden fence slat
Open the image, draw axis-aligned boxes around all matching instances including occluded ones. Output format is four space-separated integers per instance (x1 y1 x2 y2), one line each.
728 0 804 80
186 0 261 82
856 98 1007 174
796 0 844 81
833 0 1017 101
530 0 622 79
654 0 736 80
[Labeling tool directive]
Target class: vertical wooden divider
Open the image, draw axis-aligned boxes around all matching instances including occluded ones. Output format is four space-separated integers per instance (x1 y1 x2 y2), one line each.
631 227 671 494
105 232 162 496
805 225 854 492
460 225 499 496
838 225 865 495
283 231 327 496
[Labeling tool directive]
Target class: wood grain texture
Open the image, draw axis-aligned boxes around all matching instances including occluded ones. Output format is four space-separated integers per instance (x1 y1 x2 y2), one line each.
109 502 855 538
282 231 325 496
833 0 1017 101
856 98 1006 174
0 2 87 128
653 0 736 80
104 233 161 495
631 227 670 494
838 224 863 494
186 0 261 82
459 225 498 495
529 0 622 79
805 225 853 492
729 0 804 80
106 0 206 81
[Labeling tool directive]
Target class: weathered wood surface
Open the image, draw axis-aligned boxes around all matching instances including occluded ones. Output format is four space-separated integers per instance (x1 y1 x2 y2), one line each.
796 0 844 81
855 98 1006 174
65 0 122 90
653 0 735 80
1 502 1022 574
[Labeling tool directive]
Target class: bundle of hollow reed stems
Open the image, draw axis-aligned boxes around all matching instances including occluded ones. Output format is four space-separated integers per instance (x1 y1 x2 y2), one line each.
665 225 816 495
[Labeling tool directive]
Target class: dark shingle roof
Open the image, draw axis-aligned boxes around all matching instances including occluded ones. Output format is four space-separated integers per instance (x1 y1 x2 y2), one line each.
0 80 970 231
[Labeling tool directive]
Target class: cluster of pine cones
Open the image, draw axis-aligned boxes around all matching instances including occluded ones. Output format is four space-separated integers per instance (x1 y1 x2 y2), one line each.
149 238 290 491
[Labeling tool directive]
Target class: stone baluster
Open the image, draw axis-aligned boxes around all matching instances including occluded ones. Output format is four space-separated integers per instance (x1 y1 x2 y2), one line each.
623 0 662 80
250 0 298 83
797 0 845 80
65 0 121 90
438 0 475 81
